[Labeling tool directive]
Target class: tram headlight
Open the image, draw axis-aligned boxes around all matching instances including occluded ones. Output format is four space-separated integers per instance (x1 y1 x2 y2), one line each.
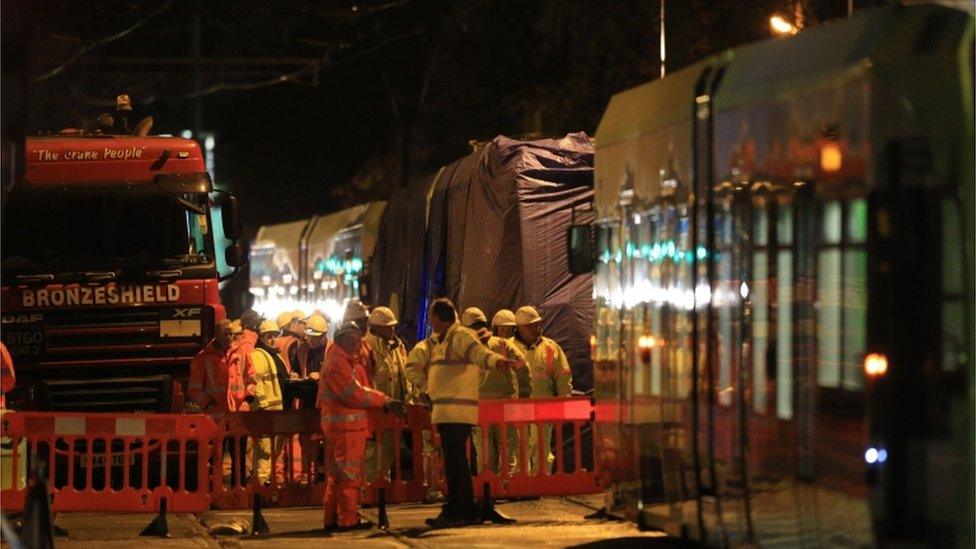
638 335 656 365
864 352 889 377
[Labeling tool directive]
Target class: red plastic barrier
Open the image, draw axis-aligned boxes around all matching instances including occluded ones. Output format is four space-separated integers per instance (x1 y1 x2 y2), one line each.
0 412 216 513
472 397 601 498
0 397 605 514
209 406 437 509
210 397 601 509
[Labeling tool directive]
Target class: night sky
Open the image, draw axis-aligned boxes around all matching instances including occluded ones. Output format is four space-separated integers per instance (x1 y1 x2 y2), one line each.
23 0 861 235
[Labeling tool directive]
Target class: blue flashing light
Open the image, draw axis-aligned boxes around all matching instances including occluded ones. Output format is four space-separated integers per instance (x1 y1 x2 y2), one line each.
877 449 887 463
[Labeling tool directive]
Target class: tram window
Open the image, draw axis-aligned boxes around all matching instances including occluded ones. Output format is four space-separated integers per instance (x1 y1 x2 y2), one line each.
842 249 867 389
776 249 794 420
753 249 770 413
941 200 966 372
651 304 662 395
754 207 769 246
943 304 966 372
817 199 867 391
716 206 734 407
778 204 793 244
823 200 843 243
818 249 843 387
848 199 868 242
775 204 794 420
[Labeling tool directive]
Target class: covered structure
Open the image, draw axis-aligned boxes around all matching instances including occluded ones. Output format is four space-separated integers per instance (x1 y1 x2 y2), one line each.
372 132 595 391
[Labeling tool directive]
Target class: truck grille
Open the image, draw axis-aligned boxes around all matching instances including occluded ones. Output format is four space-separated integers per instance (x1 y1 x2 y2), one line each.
6 306 212 412
39 307 207 362
39 375 174 413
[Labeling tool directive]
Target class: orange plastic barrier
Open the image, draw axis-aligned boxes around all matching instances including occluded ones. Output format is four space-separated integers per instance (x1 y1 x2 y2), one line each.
472 397 601 499
1 397 604 514
210 397 600 509
0 412 217 514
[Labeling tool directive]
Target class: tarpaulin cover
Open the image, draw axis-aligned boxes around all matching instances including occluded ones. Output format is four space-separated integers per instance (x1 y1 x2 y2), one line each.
372 133 595 391
370 173 438 344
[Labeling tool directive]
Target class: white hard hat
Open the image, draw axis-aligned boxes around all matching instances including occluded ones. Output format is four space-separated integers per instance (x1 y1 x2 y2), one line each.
491 309 516 327
258 319 279 334
369 306 398 326
514 305 542 325
343 300 369 321
461 307 487 327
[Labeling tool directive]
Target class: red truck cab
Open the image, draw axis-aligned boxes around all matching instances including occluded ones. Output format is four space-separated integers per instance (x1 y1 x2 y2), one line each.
1 133 245 412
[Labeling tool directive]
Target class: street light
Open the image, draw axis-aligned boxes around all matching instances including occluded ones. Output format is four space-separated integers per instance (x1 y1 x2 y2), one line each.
770 14 799 36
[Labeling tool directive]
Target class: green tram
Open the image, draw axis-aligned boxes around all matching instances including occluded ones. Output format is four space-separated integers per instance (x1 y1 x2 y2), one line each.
582 4 973 547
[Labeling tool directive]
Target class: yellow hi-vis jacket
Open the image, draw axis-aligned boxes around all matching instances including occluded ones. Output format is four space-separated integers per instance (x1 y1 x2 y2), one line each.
511 335 573 397
248 347 284 410
364 332 410 402
405 322 507 425
481 336 530 399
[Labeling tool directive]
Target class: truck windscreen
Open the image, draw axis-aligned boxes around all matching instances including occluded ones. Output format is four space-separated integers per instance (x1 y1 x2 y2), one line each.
2 193 213 274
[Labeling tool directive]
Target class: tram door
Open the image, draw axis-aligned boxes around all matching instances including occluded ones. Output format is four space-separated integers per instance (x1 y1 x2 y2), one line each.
651 194 700 537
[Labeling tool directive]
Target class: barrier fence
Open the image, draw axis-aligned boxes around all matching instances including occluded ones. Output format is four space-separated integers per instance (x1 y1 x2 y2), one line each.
0 412 217 515
1 397 604 519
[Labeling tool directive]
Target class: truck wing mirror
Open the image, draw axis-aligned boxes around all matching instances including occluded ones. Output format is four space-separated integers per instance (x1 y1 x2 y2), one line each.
220 194 243 241
225 243 247 268
567 223 595 275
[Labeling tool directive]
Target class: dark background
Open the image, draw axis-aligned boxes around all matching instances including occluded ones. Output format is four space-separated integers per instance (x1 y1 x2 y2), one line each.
23 0 868 235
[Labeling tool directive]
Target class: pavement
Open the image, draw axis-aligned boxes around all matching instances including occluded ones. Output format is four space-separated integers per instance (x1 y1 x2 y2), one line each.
21 495 689 548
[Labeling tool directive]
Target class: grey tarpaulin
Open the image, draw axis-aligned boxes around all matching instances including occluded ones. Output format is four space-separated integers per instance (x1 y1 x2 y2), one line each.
372 132 595 392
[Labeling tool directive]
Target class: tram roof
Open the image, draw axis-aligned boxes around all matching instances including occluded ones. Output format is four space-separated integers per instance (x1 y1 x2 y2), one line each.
595 3 972 148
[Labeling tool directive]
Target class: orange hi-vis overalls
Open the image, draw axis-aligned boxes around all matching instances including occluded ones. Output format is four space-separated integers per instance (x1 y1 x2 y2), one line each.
187 340 256 415
317 344 388 528
236 329 258 355
1 343 15 409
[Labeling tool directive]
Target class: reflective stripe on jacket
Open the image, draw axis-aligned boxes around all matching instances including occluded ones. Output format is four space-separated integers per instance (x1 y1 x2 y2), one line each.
405 322 506 425
249 347 284 410
512 335 572 397
188 340 255 413
317 343 388 432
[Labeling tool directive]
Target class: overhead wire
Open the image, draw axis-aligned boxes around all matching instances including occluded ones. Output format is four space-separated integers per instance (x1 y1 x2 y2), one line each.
32 0 175 84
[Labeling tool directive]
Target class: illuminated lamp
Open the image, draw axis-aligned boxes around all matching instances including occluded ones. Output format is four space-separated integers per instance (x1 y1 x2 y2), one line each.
820 142 843 173
864 352 889 377
769 15 799 35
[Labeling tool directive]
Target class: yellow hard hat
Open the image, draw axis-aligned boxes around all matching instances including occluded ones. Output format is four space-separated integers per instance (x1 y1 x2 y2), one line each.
514 305 542 325
306 314 329 336
461 307 487 327
229 319 243 334
491 309 516 327
259 319 279 334
275 311 293 329
291 309 307 324
368 306 398 326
